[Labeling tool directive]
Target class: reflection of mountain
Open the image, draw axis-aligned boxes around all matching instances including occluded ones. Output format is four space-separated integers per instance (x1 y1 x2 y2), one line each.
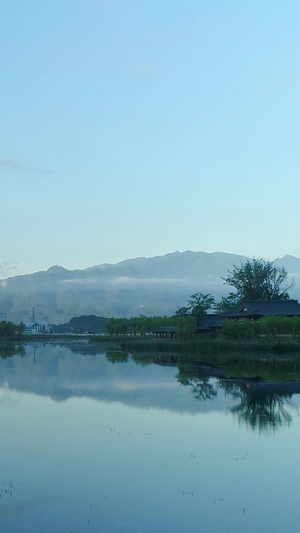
0 342 236 414
1 250 299 323
1 342 299 432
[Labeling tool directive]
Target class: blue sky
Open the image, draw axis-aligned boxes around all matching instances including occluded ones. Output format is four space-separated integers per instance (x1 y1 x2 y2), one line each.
2 1 300 276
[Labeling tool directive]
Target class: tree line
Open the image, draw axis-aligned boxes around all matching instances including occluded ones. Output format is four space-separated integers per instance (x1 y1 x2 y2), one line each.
175 257 294 317
1 258 292 339
105 258 295 337
0 321 25 338
105 315 175 336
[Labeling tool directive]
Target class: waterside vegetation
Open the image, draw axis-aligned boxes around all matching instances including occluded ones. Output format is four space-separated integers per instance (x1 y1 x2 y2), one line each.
1 257 298 355
0 321 25 339
91 314 300 354
91 321 300 355
91 258 299 353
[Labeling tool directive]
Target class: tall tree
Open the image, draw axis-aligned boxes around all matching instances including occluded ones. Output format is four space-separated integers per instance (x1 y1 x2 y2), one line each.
187 292 215 318
175 293 215 319
216 258 294 312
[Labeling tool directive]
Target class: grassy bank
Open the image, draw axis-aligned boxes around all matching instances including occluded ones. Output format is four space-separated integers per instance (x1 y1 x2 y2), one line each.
90 334 300 354
0 333 93 342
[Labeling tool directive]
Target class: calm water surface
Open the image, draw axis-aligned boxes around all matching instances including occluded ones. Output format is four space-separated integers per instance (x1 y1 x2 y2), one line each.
0 341 300 532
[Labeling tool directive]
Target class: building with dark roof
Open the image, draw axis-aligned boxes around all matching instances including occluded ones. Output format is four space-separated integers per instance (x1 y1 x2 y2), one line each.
196 314 225 333
154 300 300 337
224 300 300 319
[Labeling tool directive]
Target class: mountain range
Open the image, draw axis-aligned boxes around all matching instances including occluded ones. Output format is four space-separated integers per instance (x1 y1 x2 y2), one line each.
1 251 300 325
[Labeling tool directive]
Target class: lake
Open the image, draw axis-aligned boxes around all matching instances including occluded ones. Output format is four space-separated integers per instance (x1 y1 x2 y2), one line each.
0 340 300 532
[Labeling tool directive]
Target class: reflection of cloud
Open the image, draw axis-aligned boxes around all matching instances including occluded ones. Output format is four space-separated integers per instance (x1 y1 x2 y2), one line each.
113 381 177 392
64 381 106 392
0 348 237 414
63 380 177 393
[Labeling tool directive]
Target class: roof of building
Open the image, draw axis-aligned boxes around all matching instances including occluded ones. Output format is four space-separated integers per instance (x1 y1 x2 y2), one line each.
232 300 300 317
196 314 225 330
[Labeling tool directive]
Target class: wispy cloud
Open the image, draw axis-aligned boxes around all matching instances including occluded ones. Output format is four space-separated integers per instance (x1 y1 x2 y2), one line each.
113 277 188 286
61 277 189 287
131 62 160 75
0 158 19 169
0 261 19 279
61 278 100 285
0 157 49 175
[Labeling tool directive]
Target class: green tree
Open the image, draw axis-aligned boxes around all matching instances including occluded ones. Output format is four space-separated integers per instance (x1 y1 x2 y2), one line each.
187 292 215 318
105 317 128 335
16 322 25 336
174 306 190 318
176 316 197 340
216 258 294 312
175 293 215 319
0 321 17 337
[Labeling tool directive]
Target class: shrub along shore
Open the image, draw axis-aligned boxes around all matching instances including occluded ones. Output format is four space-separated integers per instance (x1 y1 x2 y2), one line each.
90 316 300 354
90 337 300 356
2 315 300 355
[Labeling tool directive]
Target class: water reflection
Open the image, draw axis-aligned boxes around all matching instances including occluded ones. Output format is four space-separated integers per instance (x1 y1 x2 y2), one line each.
0 342 299 434
156 353 300 433
221 380 294 433
232 391 292 432
1 341 300 533
106 350 129 364
0 343 25 358
175 370 295 433
177 375 217 401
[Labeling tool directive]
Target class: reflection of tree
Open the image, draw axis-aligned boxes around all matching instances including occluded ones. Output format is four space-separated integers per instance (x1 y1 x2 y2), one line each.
67 343 106 356
177 375 217 401
106 351 129 364
175 360 219 401
220 380 293 433
234 393 292 433
0 344 25 358
132 352 168 366
103 350 299 431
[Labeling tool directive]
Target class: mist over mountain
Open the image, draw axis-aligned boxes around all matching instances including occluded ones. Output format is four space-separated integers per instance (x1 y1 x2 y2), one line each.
0 251 299 325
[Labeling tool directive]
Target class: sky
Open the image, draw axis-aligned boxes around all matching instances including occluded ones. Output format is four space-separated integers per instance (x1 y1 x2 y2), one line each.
2 0 300 277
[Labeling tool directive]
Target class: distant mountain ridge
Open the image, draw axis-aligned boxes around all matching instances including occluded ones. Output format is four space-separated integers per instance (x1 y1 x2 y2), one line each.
0 251 299 324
